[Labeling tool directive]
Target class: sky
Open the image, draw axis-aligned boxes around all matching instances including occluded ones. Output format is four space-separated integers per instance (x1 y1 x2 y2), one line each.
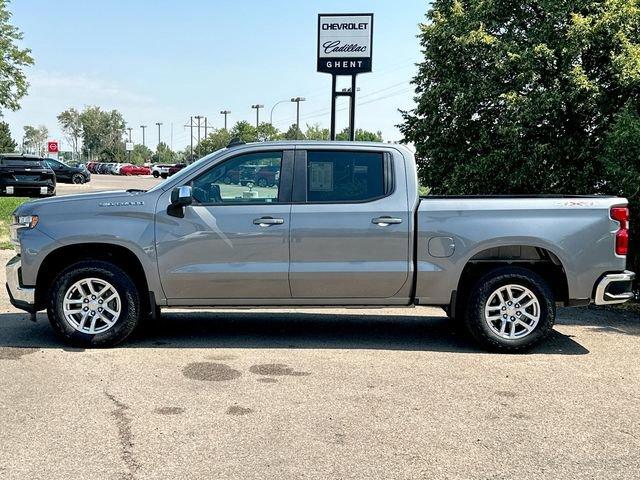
4 0 426 151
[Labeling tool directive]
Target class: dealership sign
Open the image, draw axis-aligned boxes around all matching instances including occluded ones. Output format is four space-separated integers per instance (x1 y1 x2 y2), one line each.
317 13 373 75
47 141 59 153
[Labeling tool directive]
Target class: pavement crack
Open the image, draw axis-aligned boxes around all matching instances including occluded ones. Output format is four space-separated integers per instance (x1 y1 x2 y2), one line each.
104 390 140 480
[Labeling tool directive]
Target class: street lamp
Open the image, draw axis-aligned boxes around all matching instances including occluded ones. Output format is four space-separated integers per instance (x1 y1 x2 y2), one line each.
251 104 264 129
269 99 290 125
220 110 231 130
140 125 147 147
290 97 306 140
155 122 162 149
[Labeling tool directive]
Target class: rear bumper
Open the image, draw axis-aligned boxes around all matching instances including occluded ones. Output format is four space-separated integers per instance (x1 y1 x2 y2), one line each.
594 270 635 305
5 255 36 312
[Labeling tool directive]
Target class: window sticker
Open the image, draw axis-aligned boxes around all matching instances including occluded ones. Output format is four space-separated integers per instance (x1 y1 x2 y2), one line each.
309 161 334 191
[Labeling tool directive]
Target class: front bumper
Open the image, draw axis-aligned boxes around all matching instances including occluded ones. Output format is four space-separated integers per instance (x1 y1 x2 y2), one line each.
594 270 635 305
6 255 36 312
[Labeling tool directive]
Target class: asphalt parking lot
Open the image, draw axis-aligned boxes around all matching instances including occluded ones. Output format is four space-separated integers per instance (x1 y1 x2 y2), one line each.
1 175 639 479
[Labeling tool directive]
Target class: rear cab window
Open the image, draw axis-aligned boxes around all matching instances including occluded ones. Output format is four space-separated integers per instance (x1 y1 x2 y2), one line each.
305 150 390 203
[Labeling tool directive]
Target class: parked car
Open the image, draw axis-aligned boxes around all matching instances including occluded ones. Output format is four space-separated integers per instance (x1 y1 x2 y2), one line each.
167 163 186 177
120 164 151 176
86 162 98 173
254 165 279 187
44 158 91 184
6 141 635 351
112 163 131 175
0 154 56 197
151 164 171 178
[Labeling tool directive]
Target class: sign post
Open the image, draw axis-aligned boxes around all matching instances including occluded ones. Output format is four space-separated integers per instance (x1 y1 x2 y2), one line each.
317 13 373 141
47 141 59 160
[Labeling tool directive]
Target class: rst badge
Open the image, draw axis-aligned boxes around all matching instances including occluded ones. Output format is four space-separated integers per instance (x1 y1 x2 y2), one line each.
317 13 373 75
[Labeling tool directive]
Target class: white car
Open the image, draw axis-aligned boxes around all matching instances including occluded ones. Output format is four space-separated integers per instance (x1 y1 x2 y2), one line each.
151 164 172 178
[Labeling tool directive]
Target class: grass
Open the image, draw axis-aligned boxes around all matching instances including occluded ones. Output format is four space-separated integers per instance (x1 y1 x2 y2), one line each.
0 197 29 250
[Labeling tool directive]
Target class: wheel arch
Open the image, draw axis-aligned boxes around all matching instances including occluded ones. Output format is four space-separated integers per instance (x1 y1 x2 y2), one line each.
452 244 570 317
35 243 151 312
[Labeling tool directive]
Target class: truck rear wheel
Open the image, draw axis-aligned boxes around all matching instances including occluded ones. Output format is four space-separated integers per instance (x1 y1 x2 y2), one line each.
47 261 141 347
464 267 555 352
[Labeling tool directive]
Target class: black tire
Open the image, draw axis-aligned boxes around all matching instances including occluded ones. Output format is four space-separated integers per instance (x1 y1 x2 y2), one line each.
72 173 85 184
47 260 141 347
223 176 232 184
463 266 555 353
257 177 268 188
153 171 160 178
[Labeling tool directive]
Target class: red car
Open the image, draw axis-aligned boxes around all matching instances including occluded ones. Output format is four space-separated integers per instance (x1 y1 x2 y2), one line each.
120 165 151 176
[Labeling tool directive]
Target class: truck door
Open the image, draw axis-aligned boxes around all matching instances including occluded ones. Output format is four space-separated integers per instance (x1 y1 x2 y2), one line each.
155 149 293 301
289 148 410 298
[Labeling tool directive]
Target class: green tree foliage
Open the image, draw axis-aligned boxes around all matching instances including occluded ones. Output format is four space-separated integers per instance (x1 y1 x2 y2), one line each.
22 124 47 155
256 122 282 141
0 0 33 115
283 123 305 140
0 120 16 152
230 120 257 143
57 108 82 160
197 128 232 157
79 106 126 161
152 142 176 164
305 123 330 140
130 144 152 165
400 0 640 275
336 128 383 142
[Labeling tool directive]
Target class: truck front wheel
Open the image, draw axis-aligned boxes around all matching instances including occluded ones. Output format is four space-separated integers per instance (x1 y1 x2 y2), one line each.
464 267 555 352
47 261 141 347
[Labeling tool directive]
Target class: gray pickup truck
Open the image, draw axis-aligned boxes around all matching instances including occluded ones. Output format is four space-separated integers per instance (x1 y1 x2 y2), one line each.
6 141 635 351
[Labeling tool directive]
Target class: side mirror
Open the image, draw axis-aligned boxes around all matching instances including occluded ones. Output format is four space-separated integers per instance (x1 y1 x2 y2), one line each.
168 185 192 218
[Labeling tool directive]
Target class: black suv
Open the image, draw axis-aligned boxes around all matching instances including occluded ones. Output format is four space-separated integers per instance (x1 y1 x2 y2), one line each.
0 154 56 197
44 158 91 184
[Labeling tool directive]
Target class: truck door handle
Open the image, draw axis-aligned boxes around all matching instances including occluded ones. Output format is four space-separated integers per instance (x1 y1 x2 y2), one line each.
253 216 284 227
372 216 403 226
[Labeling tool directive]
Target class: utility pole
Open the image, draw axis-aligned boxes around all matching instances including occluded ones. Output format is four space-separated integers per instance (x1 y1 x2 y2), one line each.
140 125 147 147
189 116 193 161
155 122 162 149
291 97 306 140
251 104 264 130
194 115 203 157
127 127 133 142
204 117 208 139
220 110 231 130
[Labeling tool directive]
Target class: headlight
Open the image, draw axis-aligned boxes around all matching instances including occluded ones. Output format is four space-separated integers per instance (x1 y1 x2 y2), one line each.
10 215 38 253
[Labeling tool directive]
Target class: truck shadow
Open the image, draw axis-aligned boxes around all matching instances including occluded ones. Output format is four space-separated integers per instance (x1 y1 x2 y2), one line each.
0 309 601 355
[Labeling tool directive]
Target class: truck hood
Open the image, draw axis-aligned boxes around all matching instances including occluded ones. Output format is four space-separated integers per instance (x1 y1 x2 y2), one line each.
16 190 152 215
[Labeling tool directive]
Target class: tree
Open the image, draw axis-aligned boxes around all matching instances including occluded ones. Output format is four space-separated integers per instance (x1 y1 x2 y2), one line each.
152 142 176 164
57 108 82 160
0 121 16 152
197 128 231 157
0 0 34 115
283 123 305 140
305 123 330 140
400 0 640 276
130 144 152 165
256 122 282 141
230 120 257 143
79 106 126 161
23 125 48 155
336 128 383 142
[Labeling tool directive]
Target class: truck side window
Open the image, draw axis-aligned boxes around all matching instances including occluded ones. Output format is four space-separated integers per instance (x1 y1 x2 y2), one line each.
306 151 385 202
191 151 283 204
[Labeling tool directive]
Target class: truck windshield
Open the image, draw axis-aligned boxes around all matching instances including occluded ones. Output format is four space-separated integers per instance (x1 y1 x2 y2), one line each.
147 148 227 193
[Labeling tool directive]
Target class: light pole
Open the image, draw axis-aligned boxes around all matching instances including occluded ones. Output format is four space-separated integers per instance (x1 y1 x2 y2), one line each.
194 115 204 156
155 122 162 149
269 99 290 126
140 125 147 147
220 110 231 130
251 104 264 129
291 97 306 140
127 127 133 142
